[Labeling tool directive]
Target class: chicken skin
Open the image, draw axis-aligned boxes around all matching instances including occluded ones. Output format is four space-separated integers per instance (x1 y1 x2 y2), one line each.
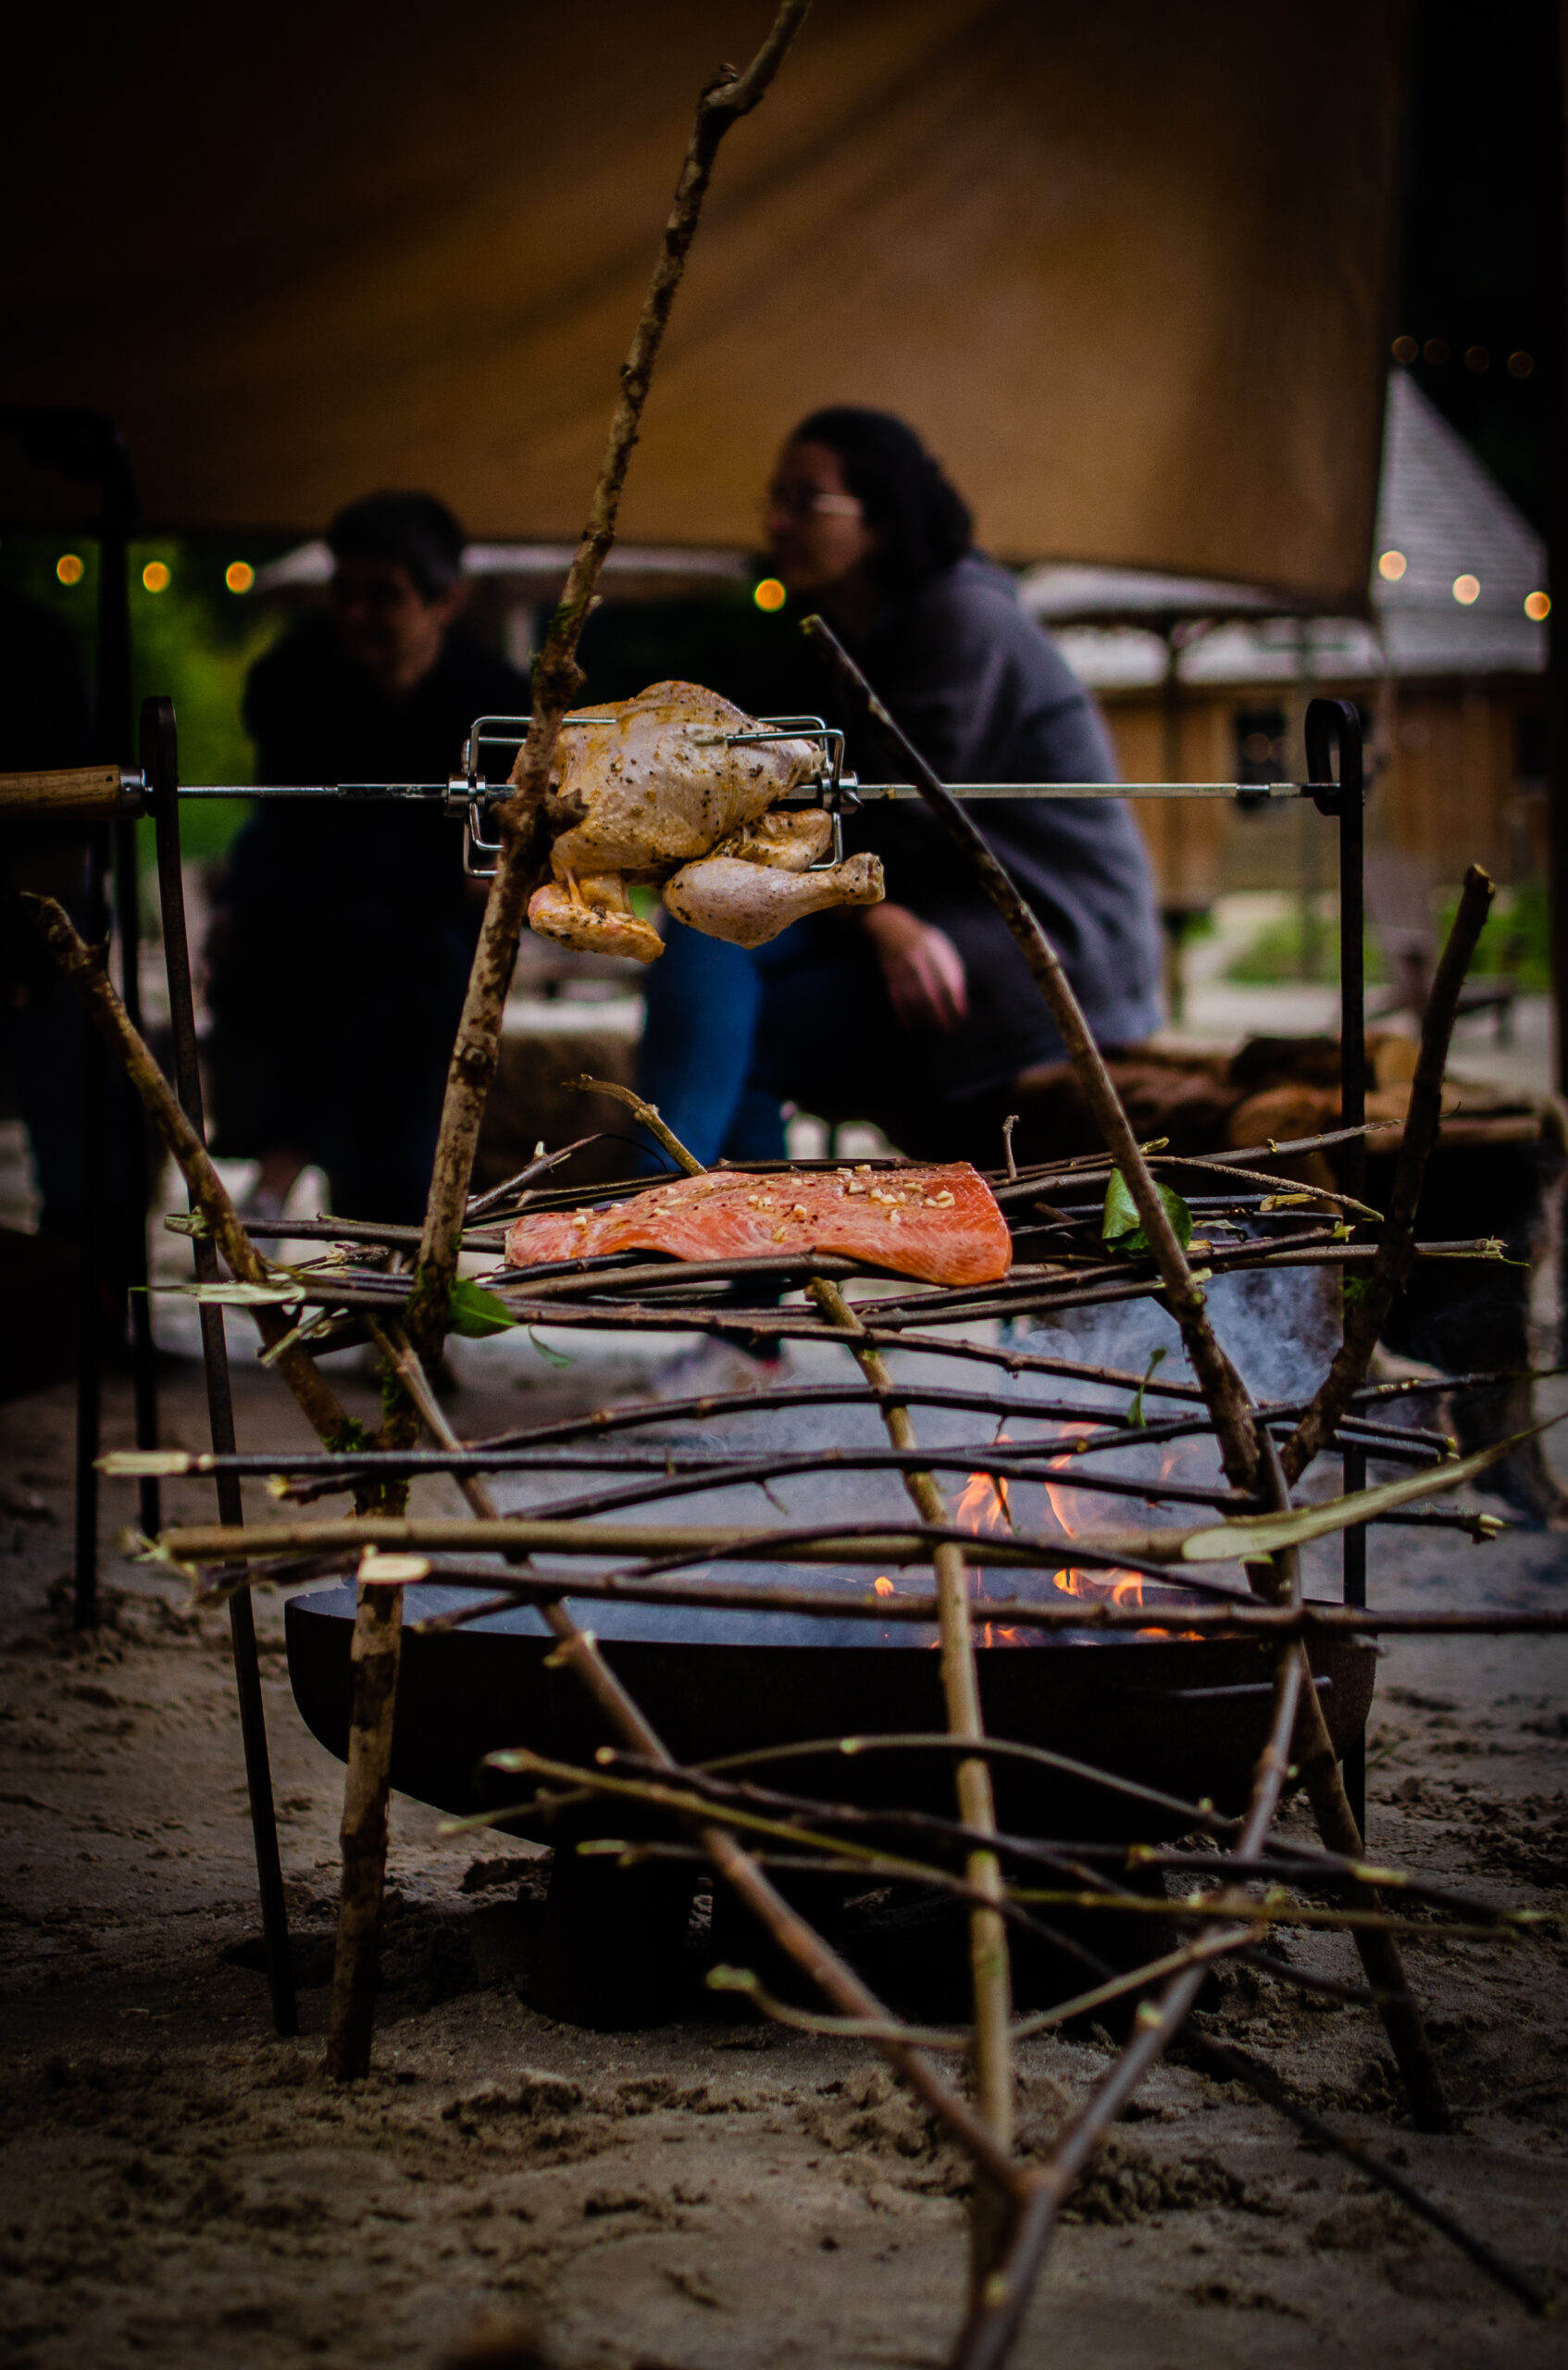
524 680 882 962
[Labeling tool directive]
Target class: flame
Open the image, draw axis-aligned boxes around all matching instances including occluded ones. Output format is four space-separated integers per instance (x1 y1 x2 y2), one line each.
957 1467 1013 1534
1036 1421 1157 1612
873 1575 895 1598
950 1417 1204 1645
958 1425 1014 1536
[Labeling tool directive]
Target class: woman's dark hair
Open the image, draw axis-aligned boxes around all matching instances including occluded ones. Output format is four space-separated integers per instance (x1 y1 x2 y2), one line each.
327 491 466 602
789 406 973 592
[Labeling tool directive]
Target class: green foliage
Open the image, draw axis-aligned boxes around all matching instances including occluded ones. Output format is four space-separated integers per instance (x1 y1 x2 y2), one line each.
1125 1344 1169 1428
528 1327 575 1369
1226 881 1549 990
1225 911 1384 986
1438 879 1550 989
447 1279 520 1338
0 530 292 867
1102 1170 1193 1256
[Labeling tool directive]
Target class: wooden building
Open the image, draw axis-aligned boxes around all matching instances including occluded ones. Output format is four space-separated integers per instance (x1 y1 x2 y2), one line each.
1026 371 1550 909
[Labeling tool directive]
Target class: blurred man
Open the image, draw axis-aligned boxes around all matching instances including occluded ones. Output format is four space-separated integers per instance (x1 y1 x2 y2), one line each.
207 493 529 1221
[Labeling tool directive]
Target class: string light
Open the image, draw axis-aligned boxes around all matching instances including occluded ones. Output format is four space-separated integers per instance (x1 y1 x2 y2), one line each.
142 561 171 593
56 554 84 586
753 577 786 613
225 560 255 593
1391 335 1417 364
1508 352 1533 378
1377 550 1407 582
1524 591 1550 622
1451 574 1480 605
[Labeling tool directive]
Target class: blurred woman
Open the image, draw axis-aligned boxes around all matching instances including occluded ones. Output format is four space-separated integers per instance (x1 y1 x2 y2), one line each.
636 407 1161 1171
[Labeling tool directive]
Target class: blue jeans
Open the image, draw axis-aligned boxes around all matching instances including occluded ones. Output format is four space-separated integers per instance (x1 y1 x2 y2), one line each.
635 919 786 1168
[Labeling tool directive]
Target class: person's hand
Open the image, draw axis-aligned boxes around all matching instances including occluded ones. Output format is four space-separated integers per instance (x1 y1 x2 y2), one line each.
863 902 967 1033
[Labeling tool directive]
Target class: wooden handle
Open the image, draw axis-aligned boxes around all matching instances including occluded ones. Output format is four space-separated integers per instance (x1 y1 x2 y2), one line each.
0 766 144 821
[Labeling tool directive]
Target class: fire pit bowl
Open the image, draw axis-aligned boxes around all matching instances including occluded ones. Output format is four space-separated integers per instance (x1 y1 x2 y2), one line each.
286 1581 1373 1838
287 1583 1373 2025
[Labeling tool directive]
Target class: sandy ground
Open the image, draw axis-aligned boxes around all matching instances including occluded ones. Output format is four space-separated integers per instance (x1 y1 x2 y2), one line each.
3 1330 1567 2370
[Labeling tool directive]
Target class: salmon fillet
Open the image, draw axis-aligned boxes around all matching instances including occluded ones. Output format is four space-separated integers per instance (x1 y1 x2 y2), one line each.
503 1163 1012 1289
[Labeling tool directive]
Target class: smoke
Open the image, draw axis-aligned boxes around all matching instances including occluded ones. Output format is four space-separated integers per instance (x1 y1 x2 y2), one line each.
450 1270 1345 1648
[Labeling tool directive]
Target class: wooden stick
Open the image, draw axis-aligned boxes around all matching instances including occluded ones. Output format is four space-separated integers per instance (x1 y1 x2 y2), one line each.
22 894 351 1445
1284 866 1496 1482
405 1 812 1351
21 891 412 2086
367 1325 1025 2200
1190 2038 1548 2314
950 1616 1309 2368
1247 1439 1452 2134
325 1566 402 2078
800 619 1263 1493
808 1278 1013 2286
569 1074 705 1177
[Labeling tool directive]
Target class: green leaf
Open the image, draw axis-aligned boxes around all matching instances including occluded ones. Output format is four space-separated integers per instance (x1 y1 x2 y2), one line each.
528 1327 575 1369
446 1279 519 1339
1102 1171 1193 1256
1126 1345 1168 1428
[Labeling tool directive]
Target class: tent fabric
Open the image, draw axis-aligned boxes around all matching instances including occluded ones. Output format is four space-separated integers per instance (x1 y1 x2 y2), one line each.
4 1 1407 608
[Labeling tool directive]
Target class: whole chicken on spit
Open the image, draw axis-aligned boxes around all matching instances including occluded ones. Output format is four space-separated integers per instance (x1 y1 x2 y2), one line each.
524 680 882 963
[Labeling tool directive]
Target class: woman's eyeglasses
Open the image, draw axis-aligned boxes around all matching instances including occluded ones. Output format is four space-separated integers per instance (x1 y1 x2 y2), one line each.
764 485 865 521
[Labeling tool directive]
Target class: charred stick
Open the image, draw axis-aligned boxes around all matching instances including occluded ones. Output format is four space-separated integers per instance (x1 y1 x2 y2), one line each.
406 1 812 1347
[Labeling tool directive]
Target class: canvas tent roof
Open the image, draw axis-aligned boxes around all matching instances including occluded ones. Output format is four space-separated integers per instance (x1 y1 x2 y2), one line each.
3 1 1406 611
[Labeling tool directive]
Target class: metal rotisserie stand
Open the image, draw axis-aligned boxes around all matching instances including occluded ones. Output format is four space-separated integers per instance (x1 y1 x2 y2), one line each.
3 689 1496 2029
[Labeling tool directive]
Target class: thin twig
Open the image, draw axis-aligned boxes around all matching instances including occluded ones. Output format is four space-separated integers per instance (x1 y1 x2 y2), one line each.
570 1075 705 1177
1284 866 1497 1482
367 1327 1027 2201
23 894 351 1445
405 2 811 1349
1190 2038 1549 2315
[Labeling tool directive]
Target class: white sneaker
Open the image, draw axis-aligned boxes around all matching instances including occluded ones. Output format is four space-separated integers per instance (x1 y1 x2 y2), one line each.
642 1335 790 1412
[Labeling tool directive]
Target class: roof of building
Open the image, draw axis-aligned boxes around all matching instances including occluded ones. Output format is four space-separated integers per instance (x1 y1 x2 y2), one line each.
1027 371 1549 688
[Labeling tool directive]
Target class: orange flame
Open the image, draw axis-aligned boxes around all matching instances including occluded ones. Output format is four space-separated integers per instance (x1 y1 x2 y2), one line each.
957 1424 1014 1537
1039 1422 1154 1611
873 1575 896 1598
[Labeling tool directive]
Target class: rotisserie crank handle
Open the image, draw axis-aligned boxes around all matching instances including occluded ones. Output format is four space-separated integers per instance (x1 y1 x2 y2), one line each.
0 764 146 820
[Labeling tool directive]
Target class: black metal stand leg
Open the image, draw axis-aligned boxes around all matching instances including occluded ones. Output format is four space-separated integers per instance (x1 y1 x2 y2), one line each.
1317 695 1370 1842
73 837 106 1629
1341 1453 1368 1838
144 696 296 2037
113 816 160 1536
